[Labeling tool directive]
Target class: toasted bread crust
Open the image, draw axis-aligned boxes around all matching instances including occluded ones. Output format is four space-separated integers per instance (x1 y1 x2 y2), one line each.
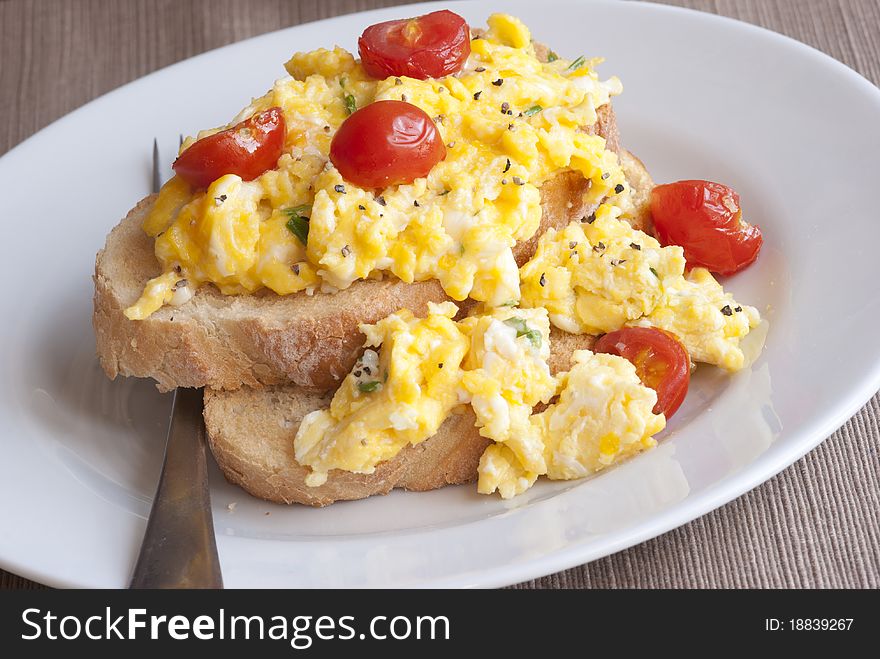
93 106 621 392
203 328 596 506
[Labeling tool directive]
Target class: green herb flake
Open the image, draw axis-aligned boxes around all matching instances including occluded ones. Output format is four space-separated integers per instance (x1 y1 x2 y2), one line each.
567 55 586 71
565 55 587 71
547 51 559 62
649 267 660 279
284 204 311 246
504 317 542 348
500 300 518 307
344 93 357 115
523 329 542 348
357 381 381 393
523 105 543 117
338 78 356 114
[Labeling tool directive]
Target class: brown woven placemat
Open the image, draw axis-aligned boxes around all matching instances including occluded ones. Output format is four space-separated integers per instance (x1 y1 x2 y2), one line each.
1 0 878 589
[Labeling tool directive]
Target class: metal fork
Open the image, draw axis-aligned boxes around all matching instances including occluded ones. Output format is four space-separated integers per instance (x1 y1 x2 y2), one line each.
129 140 224 589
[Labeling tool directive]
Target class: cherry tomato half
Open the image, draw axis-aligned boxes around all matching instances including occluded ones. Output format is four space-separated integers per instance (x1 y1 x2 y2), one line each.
650 180 763 276
594 327 690 418
330 100 446 189
358 10 471 80
172 107 285 189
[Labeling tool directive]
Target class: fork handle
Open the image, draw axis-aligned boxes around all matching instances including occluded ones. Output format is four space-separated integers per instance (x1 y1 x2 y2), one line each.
130 388 223 589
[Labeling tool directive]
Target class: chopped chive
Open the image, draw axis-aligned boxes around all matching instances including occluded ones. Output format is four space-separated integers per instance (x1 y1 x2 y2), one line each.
523 105 543 117
344 93 357 115
567 55 586 71
503 317 542 348
357 381 381 393
547 51 559 62
284 205 311 245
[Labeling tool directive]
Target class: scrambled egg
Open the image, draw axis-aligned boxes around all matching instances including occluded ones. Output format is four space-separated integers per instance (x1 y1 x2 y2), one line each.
521 204 685 334
127 13 626 319
536 350 665 480
122 11 766 500
294 302 468 486
459 307 557 497
294 300 667 498
631 267 761 371
521 204 760 370
479 349 665 497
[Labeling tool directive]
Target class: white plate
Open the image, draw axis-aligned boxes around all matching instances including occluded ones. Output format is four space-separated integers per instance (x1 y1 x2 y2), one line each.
2 0 879 588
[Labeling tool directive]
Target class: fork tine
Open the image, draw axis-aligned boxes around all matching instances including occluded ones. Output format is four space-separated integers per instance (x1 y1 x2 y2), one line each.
152 138 161 194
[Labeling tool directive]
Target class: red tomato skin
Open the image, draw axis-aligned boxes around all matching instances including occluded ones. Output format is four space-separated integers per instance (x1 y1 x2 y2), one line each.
172 107 285 189
650 180 763 276
358 10 471 80
330 100 446 189
594 327 690 418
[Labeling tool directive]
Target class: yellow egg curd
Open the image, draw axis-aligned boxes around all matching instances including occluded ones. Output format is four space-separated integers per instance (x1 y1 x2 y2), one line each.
294 302 469 487
520 204 761 370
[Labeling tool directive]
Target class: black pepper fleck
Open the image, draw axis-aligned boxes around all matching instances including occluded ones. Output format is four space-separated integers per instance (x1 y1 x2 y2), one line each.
363 366 372 375
292 263 300 275
358 204 366 211
474 66 486 72
507 123 515 130
601 172 610 180
630 243 641 251
614 183 625 194
401 94 407 102
214 194 227 205
539 273 546 287
438 363 444 369
492 78 504 86
593 242 605 252
473 91 482 100
375 195 386 206
500 102 510 114
735 306 743 312
569 241 578 249
721 305 733 316
413 200 420 207
341 245 351 257
501 178 508 185
512 176 524 185
334 184 346 194
395 77 402 85
503 158 511 173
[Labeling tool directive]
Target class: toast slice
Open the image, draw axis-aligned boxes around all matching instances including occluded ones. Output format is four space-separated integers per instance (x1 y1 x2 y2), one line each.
203 152 655 506
93 106 622 393
203 328 595 506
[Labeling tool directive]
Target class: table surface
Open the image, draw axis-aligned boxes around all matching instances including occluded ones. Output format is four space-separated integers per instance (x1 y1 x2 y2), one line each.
2 0 879 590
